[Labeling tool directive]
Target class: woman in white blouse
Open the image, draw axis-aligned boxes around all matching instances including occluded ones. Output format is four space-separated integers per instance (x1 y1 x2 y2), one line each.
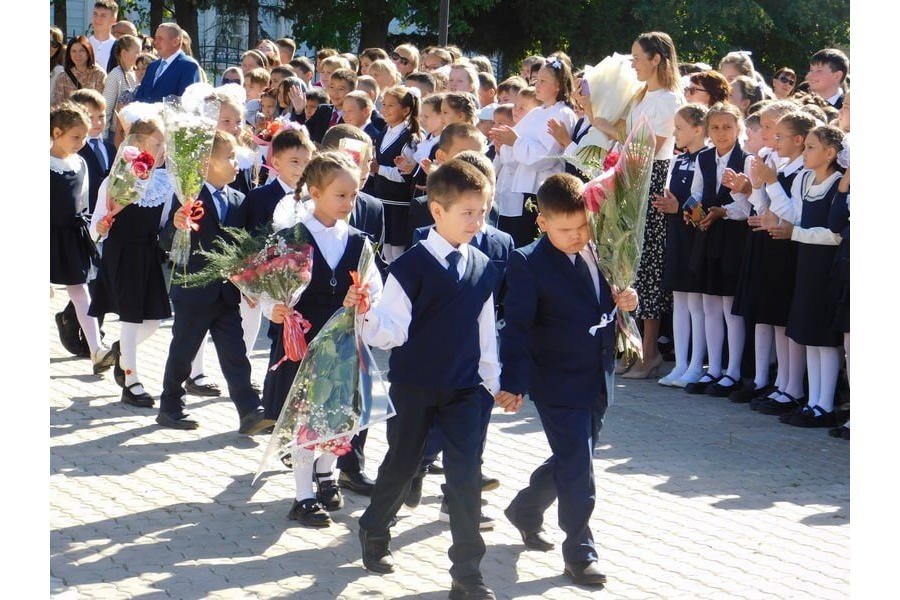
489 57 577 247
102 34 141 141
593 31 684 379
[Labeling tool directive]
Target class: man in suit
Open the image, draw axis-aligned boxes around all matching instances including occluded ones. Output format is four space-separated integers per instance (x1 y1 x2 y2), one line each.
496 174 637 588
157 131 271 434
133 23 201 103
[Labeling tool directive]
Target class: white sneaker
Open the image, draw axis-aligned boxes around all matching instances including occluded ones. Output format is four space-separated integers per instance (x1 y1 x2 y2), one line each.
658 371 685 387
671 370 705 388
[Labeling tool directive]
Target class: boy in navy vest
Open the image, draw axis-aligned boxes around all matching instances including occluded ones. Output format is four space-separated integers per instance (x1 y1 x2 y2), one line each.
344 159 500 600
495 173 637 588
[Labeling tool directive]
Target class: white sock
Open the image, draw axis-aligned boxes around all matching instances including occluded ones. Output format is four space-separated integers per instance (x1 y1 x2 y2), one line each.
190 336 208 379
685 292 707 379
785 338 807 399
292 447 316 501
754 324 773 389
806 346 821 409
137 319 160 344
702 294 724 378
668 291 691 379
240 296 262 358
815 346 842 413
722 296 744 381
67 284 102 353
772 326 789 391
120 322 140 387
314 453 338 481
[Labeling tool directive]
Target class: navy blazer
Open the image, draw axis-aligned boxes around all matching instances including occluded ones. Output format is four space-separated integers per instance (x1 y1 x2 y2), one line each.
133 53 201 102
244 178 289 235
351 191 385 246
499 236 615 408
291 100 333 144
165 184 250 306
78 139 116 214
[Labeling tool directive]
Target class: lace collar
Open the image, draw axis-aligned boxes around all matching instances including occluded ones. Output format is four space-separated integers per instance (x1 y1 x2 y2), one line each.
50 154 84 175
136 168 174 208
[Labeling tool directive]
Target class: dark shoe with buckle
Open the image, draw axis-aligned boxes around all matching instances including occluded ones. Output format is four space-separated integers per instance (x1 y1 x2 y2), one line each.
156 412 199 430
564 560 608 586
448 578 496 600
288 498 332 528
750 390 782 411
238 409 275 435
731 383 774 404
314 462 344 511
758 396 802 416
339 470 375 496
359 528 394 573
707 374 743 397
121 382 154 408
684 373 717 395
785 405 836 428
405 471 425 508
481 474 500 491
91 345 117 375
829 425 850 440
185 374 221 397
504 506 554 551
110 342 125 388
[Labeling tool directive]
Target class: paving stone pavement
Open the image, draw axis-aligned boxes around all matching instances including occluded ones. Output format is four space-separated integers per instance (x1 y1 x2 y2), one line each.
49 288 849 599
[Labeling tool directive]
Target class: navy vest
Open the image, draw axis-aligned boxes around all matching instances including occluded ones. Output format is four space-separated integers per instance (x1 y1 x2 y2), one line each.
369 126 416 204
388 244 497 389
697 143 748 210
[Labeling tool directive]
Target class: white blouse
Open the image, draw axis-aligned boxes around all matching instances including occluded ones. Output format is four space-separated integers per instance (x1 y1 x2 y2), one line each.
510 101 577 196
627 89 682 160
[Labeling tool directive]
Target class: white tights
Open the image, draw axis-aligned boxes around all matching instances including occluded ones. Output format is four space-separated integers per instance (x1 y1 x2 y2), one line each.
669 291 706 380
119 320 161 386
806 345 842 413
66 284 102 353
702 295 744 380
292 448 338 501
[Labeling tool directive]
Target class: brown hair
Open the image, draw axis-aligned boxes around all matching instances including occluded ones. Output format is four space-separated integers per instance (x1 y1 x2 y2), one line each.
245 67 271 87
676 103 708 128
635 31 680 93
383 85 421 138
51 101 91 136
537 172 585 216
426 157 489 209
70 88 106 112
65 35 96 70
437 123 485 154
689 71 731 105
51 26 65 71
297 150 360 193
777 111 817 139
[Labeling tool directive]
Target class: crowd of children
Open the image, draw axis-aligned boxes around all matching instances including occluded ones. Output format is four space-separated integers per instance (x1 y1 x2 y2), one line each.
51 6 851 595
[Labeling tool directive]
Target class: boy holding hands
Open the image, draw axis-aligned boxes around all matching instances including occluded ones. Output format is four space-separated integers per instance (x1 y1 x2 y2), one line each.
344 159 500 600
495 173 637 587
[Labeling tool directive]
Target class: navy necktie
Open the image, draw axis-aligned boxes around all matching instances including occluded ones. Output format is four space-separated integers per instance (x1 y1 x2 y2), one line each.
446 250 462 282
574 252 596 299
213 189 228 222
90 139 106 171
477 233 489 254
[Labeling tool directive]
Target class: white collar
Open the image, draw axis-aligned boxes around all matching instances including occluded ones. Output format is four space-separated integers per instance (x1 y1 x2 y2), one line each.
303 213 350 235
426 227 467 260
275 177 296 195
716 146 734 164
780 154 805 176
160 50 184 65
204 182 225 197
828 89 844 106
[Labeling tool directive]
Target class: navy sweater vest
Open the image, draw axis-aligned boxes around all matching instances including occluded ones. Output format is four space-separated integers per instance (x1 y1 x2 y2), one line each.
388 244 497 389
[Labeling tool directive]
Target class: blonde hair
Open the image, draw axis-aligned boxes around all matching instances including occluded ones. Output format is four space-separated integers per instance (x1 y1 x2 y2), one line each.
368 59 401 87
296 150 360 199
50 101 90 136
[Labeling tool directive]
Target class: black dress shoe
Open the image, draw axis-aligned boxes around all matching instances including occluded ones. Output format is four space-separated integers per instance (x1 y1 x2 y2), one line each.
504 506 554 551
731 383 774 404
121 382 154 408
288 498 332 528
785 405 836 428
564 560 607 586
448 578 496 600
829 425 850 440
185 375 221 397
91 345 117 375
684 374 717 395
404 472 425 507
156 412 199 430
758 398 801 416
707 374 743 398
359 528 394 573
339 471 375 496
111 341 125 388
238 409 275 435
481 474 500 491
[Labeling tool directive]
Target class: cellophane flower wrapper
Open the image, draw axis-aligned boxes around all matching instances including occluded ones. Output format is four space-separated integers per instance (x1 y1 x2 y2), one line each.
584 115 656 362
571 53 643 177
253 240 395 484
100 133 162 234
163 96 220 269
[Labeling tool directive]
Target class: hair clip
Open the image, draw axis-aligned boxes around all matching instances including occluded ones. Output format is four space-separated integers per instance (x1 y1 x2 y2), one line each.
546 57 562 70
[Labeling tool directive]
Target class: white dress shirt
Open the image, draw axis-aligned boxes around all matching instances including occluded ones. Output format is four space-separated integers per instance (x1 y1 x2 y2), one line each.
510 101 577 195
689 145 750 220
568 245 601 300
763 154 807 219
360 227 500 394
377 123 416 184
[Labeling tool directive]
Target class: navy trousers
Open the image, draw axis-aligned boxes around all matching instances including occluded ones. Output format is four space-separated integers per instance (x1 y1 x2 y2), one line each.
159 298 260 419
359 383 486 581
505 395 607 563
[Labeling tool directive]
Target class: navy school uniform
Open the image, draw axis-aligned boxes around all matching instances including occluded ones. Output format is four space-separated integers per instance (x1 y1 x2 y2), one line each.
499 236 616 565
661 148 704 293
732 157 803 326
364 120 384 142
230 166 257 199
158 184 263 421
786 171 844 348
358 231 499 583
689 144 749 296
245 177 295 235
828 189 850 334
78 137 116 214
350 191 388 281
50 155 97 285
365 125 417 248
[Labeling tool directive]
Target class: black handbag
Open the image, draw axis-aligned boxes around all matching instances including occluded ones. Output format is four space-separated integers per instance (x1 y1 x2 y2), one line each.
55 301 90 357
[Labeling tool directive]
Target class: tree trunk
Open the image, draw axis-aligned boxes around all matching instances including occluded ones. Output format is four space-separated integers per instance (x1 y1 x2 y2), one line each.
173 0 200 56
149 0 165 33
357 0 392 52
248 0 260 49
52 0 67 37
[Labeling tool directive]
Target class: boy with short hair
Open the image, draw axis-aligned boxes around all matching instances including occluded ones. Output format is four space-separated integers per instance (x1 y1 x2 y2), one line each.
71 89 115 214
807 48 849 108
157 131 273 435
89 0 118 72
341 91 380 140
405 71 436 98
275 37 296 66
290 56 315 86
345 159 500 600
496 173 637 588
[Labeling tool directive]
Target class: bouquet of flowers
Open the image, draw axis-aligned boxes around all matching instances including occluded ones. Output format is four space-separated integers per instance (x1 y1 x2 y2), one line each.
97 133 162 236
252 117 307 178
571 53 642 176
174 225 315 368
253 239 395 483
582 115 656 361
163 95 220 269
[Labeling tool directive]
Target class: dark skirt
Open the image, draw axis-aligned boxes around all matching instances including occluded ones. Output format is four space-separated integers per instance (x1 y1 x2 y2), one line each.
786 244 842 347
261 322 301 420
830 255 850 334
497 194 539 249
383 202 411 248
50 216 97 285
634 160 672 318
661 212 701 293
732 228 798 325
691 218 747 297
88 238 171 323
